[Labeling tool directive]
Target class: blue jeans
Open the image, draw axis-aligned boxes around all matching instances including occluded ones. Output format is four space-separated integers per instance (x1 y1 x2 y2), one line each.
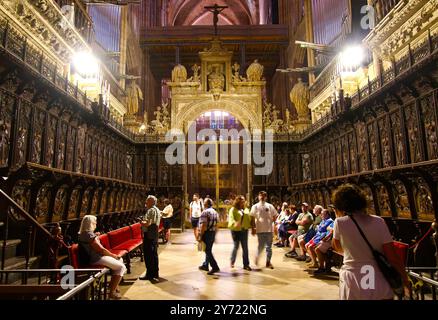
202 231 219 270
257 232 273 263
230 230 249 267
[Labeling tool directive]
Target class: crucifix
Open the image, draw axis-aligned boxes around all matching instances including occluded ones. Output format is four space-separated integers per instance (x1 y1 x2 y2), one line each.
204 3 228 36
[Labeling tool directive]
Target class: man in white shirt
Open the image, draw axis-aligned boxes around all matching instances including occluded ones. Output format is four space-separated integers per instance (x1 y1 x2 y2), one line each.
189 193 204 241
250 191 278 269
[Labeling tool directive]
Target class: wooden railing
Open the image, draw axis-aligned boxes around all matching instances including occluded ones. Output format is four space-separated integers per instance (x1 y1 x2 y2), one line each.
0 18 136 142
0 189 53 271
372 0 403 24
54 0 94 43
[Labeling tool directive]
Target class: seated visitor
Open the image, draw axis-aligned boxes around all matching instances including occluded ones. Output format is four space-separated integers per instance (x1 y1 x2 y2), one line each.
313 221 334 275
276 206 298 247
274 202 289 245
296 205 323 261
285 202 313 258
78 215 127 300
331 184 410 300
305 209 334 269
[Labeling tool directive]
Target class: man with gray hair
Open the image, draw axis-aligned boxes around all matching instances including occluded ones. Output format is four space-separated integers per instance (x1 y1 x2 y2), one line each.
139 195 161 282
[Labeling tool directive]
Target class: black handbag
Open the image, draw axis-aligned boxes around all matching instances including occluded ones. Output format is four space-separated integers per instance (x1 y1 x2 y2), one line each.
348 214 403 296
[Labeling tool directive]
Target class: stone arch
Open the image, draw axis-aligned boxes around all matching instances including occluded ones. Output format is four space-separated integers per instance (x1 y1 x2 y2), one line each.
172 98 262 132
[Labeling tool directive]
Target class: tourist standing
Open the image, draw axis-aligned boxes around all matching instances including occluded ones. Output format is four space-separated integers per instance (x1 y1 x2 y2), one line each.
228 195 252 271
331 184 410 299
190 193 204 242
198 198 220 275
250 191 277 269
140 195 161 282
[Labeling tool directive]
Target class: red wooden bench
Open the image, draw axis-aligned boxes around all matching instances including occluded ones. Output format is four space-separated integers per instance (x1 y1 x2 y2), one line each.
68 224 144 274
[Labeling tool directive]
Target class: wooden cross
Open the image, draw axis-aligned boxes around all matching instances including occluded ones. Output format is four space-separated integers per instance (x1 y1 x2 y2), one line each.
204 3 228 36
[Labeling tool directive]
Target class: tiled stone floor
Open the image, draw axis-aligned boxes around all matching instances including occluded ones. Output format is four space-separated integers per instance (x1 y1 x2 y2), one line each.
120 229 340 300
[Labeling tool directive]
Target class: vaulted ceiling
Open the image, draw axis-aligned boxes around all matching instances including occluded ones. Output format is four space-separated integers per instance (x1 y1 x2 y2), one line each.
164 0 271 26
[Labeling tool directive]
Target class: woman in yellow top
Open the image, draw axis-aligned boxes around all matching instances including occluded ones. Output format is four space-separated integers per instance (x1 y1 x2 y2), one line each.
228 195 252 271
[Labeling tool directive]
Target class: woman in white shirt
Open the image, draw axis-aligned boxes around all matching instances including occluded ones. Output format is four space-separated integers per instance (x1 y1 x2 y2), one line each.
331 184 410 300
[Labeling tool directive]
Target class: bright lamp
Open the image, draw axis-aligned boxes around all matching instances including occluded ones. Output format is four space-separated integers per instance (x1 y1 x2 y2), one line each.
339 45 365 71
72 51 99 76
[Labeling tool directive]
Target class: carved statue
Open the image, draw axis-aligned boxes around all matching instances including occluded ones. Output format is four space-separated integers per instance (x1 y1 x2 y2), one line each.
57 141 65 168
425 121 437 159
0 122 10 167
171 64 187 83
290 78 310 120
126 79 143 115
232 62 244 82
150 102 171 134
302 154 311 182
246 59 264 81
208 64 225 91
188 64 201 82
32 131 42 163
16 127 27 164
126 154 132 181
263 102 284 131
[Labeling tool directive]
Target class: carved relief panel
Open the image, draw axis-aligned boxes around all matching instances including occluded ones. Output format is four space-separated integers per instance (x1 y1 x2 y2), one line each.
52 186 68 222
30 109 45 164
57 122 68 169
80 187 93 217
9 180 31 221
65 126 75 172
404 103 422 163
67 186 81 219
378 116 392 168
392 180 411 219
367 122 379 170
13 100 32 168
278 154 288 185
361 184 376 216
0 90 14 168
420 93 438 160
356 121 368 172
390 111 405 165
413 178 434 221
45 115 57 167
91 188 100 214
348 132 357 174
76 125 86 174
35 182 52 223
302 153 311 182
376 183 392 217
100 189 109 214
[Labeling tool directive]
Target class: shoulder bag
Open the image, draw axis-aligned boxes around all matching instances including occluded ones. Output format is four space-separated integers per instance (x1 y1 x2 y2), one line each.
348 214 403 296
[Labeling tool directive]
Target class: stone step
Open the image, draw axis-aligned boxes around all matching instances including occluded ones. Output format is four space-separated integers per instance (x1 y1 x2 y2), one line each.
170 228 182 233
0 239 21 261
1 256 40 284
